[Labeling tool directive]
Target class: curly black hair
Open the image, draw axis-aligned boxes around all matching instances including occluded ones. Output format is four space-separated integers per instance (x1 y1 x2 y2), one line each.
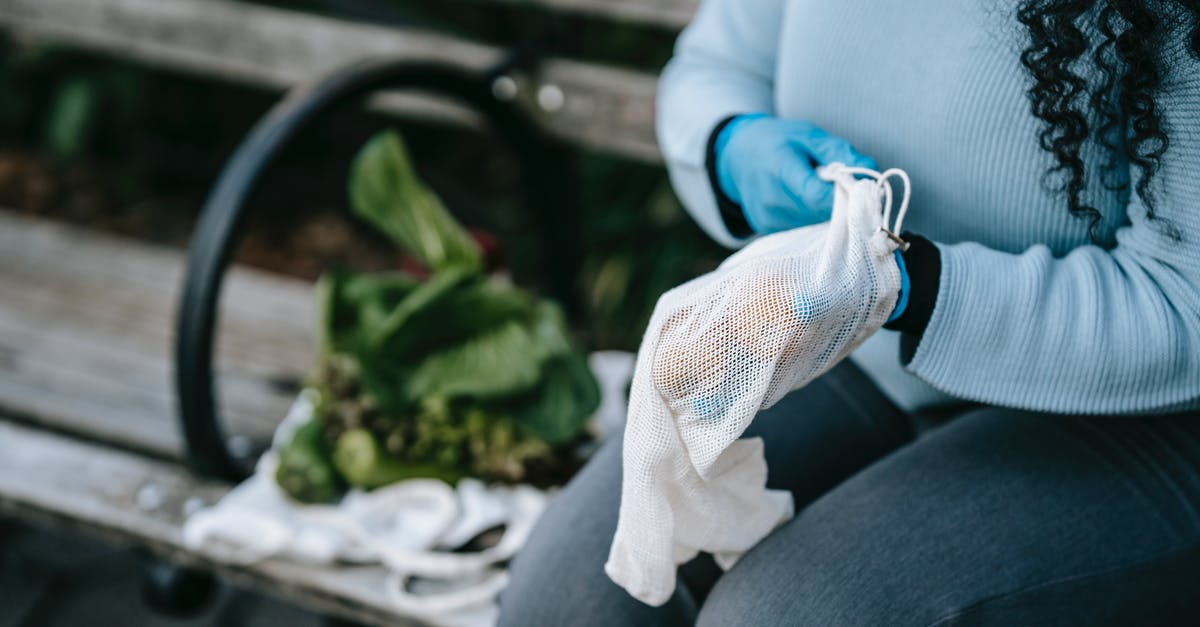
1017 0 1200 241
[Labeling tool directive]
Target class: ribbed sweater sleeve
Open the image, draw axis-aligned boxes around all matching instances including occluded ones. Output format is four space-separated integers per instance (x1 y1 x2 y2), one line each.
656 0 785 248
907 30 1200 414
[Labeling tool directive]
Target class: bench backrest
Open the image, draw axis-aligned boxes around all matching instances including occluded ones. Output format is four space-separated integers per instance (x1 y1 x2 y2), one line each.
0 0 699 163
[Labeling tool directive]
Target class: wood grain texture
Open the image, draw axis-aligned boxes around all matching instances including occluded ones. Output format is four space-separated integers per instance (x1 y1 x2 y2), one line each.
0 420 425 626
0 211 432 623
0 211 313 459
0 0 666 162
473 0 695 28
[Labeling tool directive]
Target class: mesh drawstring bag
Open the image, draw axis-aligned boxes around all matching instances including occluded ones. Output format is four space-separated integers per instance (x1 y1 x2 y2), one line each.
605 163 913 606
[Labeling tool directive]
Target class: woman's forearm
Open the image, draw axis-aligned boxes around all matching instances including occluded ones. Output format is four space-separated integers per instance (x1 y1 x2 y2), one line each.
657 0 786 248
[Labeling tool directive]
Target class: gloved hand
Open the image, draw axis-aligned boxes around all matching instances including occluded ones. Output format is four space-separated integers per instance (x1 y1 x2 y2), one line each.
607 164 912 606
888 249 909 324
714 114 877 234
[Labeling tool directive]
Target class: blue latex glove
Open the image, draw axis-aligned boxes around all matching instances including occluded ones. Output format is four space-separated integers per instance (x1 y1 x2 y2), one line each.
888 249 910 324
715 114 878 234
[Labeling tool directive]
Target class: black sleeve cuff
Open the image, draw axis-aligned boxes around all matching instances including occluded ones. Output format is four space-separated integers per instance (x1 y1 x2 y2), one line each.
704 115 754 239
882 233 940 363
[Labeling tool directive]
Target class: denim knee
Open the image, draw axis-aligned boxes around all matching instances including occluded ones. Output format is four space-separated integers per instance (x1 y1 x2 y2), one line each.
498 441 697 626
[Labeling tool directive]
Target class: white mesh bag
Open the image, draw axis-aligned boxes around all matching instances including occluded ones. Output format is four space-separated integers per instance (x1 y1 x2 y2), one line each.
605 164 913 606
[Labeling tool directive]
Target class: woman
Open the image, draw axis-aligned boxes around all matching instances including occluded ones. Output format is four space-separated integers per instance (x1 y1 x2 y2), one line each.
500 1 1200 624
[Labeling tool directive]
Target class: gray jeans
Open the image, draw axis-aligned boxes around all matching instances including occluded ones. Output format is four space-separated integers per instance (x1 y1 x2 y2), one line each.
497 361 1200 625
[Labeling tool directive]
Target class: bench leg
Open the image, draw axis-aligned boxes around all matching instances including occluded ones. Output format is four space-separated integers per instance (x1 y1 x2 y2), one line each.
0 517 20 545
140 558 219 618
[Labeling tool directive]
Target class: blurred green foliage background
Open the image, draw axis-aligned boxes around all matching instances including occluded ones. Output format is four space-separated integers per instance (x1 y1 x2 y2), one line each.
0 0 726 350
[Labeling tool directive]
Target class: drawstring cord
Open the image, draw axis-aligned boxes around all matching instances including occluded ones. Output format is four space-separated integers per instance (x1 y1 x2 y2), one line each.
817 164 912 251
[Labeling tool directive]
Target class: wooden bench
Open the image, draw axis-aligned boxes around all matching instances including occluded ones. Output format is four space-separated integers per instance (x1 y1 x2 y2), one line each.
0 0 689 163
0 0 695 623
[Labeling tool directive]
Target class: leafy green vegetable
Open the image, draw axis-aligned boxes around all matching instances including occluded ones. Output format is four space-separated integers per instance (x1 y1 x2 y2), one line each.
365 266 480 352
403 318 546 400
318 269 425 356
348 130 482 273
513 352 601 444
526 300 575 360
374 277 533 360
277 129 600 503
334 428 464 488
275 419 343 503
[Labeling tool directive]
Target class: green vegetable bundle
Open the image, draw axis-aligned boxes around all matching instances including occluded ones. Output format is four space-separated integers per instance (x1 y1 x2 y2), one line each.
276 130 599 503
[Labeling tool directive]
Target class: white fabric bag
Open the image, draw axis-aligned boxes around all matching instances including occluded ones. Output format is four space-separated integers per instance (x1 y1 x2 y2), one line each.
182 393 548 627
605 164 913 606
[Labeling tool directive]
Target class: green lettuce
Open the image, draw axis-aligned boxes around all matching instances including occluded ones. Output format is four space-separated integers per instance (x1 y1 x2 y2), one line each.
277 130 599 503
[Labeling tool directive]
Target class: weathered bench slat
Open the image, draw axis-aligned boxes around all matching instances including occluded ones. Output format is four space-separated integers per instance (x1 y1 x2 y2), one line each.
0 419 424 626
0 0 665 162
1 221 312 374
478 0 694 29
0 211 313 459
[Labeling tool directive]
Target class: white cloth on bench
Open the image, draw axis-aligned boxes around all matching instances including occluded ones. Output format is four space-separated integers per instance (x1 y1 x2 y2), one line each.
183 392 547 627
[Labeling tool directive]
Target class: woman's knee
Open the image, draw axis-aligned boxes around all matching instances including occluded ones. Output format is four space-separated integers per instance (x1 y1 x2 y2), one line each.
746 360 914 506
695 512 915 626
699 409 1200 626
498 440 696 626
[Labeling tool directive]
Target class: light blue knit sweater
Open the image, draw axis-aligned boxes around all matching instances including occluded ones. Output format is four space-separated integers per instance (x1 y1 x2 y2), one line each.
658 0 1200 414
